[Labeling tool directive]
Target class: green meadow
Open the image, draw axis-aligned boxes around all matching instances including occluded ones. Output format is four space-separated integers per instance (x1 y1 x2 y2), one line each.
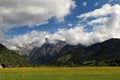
0 67 120 80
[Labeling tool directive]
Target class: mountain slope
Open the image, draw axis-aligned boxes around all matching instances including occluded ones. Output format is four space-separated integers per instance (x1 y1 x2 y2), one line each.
29 40 66 65
49 38 120 66
0 43 30 67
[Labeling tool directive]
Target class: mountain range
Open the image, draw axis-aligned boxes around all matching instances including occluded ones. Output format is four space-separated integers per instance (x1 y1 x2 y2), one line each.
1 38 120 66
49 38 120 66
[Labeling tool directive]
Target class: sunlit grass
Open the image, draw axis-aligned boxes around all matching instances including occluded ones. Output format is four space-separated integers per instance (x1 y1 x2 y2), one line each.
0 67 120 80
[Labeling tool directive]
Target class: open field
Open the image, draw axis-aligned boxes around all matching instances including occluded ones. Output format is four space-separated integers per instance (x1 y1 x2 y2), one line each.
0 67 120 80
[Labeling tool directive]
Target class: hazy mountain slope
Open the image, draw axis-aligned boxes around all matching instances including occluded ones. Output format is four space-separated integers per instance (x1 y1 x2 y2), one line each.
0 43 30 67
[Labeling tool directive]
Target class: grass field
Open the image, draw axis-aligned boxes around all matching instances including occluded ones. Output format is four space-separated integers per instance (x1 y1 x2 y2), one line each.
0 67 120 80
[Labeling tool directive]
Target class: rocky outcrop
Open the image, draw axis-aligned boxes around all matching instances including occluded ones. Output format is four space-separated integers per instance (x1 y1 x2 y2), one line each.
29 40 66 64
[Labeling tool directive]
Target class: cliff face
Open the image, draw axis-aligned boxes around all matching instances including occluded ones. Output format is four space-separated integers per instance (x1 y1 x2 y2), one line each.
29 40 66 64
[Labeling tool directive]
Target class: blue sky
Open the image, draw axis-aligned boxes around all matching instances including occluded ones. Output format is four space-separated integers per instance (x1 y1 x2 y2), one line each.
0 0 120 49
5 0 114 38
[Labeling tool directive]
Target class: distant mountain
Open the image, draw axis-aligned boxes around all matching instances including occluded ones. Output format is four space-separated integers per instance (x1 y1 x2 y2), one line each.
29 40 66 65
14 43 34 58
0 43 30 67
11 38 120 66
48 38 120 66
12 39 66 65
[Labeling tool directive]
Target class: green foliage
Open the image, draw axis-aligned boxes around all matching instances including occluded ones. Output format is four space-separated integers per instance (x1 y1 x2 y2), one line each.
0 44 30 67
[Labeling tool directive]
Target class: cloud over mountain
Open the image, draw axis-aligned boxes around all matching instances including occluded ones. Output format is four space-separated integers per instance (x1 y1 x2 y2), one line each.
6 4 120 50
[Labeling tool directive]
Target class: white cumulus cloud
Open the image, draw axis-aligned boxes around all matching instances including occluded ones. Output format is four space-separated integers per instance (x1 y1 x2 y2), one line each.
0 0 75 38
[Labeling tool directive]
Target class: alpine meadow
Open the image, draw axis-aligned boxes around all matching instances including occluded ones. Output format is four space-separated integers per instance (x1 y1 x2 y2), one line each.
1 67 120 80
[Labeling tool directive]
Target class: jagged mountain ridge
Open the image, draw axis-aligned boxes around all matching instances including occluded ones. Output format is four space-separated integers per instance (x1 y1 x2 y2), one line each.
48 38 120 66
29 40 66 64
13 40 66 64
9 38 120 66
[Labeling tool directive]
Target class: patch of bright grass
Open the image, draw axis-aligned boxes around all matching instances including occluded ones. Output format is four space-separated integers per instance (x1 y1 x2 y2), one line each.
0 67 120 80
